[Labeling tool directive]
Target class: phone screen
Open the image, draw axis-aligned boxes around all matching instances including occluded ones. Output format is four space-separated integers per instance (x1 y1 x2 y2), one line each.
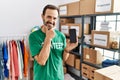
69 29 77 43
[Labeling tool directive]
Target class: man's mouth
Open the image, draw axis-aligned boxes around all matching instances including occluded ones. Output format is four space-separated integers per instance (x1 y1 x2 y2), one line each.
46 21 54 26
46 22 53 25
45 22 54 30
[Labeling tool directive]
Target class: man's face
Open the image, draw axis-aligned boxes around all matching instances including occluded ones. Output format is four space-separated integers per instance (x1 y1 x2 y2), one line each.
42 9 58 30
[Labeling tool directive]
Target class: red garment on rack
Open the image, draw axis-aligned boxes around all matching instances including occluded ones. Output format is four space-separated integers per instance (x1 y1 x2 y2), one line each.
11 40 19 80
9 41 15 80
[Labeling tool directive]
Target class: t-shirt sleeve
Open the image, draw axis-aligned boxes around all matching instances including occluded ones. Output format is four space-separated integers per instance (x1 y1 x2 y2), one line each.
29 33 42 57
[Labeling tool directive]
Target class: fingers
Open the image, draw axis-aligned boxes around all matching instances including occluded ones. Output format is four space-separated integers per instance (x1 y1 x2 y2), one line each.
66 39 70 43
76 37 78 42
44 25 48 32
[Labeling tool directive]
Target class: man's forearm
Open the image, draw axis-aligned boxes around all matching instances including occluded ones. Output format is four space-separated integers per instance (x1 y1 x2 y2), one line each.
35 38 51 65
63 48 70 61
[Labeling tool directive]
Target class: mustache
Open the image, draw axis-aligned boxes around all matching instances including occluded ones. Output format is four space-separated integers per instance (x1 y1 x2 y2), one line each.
46 21 55 25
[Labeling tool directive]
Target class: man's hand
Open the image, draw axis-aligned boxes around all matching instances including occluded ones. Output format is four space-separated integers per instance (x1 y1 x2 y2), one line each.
65 38 78 52
63 38 78 61
44 25 55 40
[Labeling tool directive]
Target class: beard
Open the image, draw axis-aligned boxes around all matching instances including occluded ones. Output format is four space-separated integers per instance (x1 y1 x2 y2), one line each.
43 20 55 30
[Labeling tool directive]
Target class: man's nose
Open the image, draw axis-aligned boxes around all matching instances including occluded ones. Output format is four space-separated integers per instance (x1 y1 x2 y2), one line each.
49 18 54 22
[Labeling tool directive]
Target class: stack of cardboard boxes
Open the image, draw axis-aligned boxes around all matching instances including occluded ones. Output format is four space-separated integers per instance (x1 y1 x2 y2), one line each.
59 0 120 16
65 53 81 71
82 63 97 80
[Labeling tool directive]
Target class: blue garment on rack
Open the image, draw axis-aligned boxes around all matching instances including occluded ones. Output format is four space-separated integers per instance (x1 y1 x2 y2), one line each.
3 42 9 78
102 59 119 67
0 43 4 80
20 41 24 61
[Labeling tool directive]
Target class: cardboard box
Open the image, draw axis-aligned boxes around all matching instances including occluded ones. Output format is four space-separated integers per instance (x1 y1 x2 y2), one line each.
82 63 97 79
82 63 90 78
59 4 68 16
83 48 103 64
91 30 110 49
75 58 80 70
69 23 82 38
80 0 95 15
60 18 74 25
95 0 120 14
83 47 90 63
94 65 120 80
90 48 103 64
60 24 69 35
89 66 97 80
66 53 75 67
68 1 80 16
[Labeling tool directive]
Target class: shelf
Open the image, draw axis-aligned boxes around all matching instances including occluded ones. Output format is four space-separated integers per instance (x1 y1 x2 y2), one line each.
67 72 87 80
66 65 80 78
84 12 120 17
60 12 120 18
67 72 80 80
70 51 80 56
84 43 119 52
83 60 120 69
83 61 102 69
60 10 120 80
66 65 87 80
60 15 82 18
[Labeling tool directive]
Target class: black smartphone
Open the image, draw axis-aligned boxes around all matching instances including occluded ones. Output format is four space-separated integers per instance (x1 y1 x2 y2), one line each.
69 29 77 43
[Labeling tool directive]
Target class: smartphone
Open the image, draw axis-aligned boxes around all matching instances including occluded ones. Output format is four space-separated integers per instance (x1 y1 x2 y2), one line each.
69 29 77 43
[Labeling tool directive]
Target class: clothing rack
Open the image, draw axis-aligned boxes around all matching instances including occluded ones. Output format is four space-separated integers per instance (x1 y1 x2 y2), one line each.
0 34 29 80
0 34 28 41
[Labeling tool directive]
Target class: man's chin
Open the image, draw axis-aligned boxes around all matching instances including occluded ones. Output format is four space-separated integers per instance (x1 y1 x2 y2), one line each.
48 26 55 30
47 25 55 30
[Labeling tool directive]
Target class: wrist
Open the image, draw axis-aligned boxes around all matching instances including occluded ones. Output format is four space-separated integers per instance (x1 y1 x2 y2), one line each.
64 48 70 53
45 37 52 41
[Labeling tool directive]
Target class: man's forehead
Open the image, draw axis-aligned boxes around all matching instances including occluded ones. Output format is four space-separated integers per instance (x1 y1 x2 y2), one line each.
45 9 58 16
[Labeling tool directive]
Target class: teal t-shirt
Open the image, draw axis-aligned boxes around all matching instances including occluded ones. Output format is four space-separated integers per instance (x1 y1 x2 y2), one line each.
29 28 66 80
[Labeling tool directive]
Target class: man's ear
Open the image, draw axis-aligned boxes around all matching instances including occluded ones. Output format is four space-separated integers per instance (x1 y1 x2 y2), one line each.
41 14 45 20
41 14 43 19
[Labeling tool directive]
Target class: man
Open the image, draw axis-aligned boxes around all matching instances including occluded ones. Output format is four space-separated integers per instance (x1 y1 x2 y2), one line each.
29 4 78 80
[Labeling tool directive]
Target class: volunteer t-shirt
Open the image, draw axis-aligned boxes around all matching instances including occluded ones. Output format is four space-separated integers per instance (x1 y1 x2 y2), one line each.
29 28 66 80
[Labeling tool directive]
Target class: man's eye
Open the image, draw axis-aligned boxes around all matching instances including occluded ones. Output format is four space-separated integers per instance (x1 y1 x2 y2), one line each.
54 18 57 20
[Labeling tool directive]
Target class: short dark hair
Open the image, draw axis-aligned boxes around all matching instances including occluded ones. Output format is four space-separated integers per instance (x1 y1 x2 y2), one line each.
42 4 59 15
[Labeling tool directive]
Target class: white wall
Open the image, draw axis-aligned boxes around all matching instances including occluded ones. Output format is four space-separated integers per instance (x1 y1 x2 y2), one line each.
0 0 60 36
59 0 80 5
0 0 79 37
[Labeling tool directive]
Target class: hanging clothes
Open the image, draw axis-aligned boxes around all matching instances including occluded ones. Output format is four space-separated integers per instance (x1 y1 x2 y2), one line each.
3 42 9 78
22 40 29 78
0 37 29 80
0 42 4 80
9 41 15 80
6 40 11 80
16 40 23 80
19 41 24 62
12 40 19 80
